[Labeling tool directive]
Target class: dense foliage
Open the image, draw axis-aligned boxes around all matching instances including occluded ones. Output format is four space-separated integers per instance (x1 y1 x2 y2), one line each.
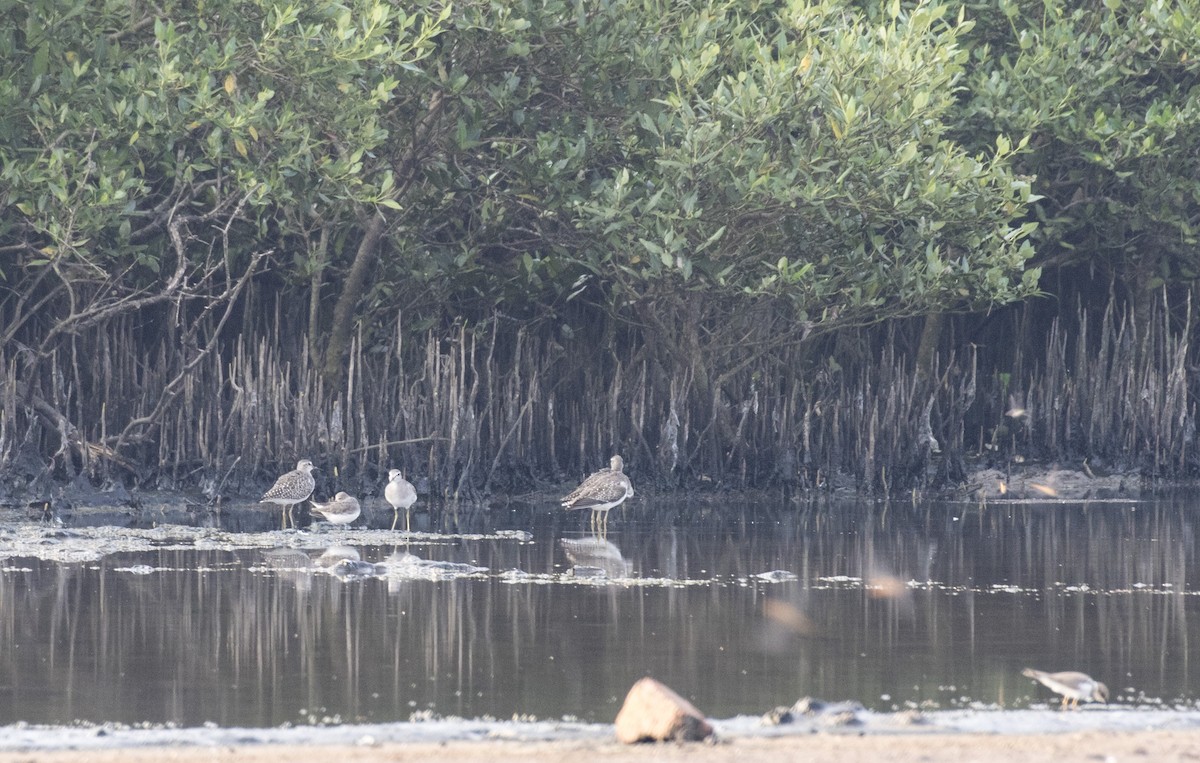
2 1 1038 346
956 0 1200 319
1 0 1198 493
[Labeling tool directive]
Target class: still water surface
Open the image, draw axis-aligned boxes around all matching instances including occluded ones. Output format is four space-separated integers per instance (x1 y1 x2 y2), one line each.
1 496 1197 727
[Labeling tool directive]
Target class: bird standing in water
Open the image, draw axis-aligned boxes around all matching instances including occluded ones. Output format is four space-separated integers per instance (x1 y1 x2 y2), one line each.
385 469 417 532
561 455 634 534
309 491 362 526
260 459 317 529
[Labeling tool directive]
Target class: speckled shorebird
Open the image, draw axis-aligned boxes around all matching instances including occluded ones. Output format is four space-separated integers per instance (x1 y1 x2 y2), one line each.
260 459 317 528
1022 668 1109 709
561 455 634 533
309 491 362 526
385 469 417 532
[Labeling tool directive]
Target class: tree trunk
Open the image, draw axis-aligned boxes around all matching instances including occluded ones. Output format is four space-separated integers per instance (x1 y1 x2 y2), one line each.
321 91 445 388
915 311 943 386
323 214 384 388
307 222 331 359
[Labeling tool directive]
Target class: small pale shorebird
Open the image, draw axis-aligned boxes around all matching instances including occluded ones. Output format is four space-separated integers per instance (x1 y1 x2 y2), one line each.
260 459 317 528
309 491 362 526
1022 668 1109 709
385 469 417 532
561 455 634 533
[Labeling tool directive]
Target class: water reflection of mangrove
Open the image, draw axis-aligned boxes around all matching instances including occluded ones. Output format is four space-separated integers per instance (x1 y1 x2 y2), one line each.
0 499 1197 726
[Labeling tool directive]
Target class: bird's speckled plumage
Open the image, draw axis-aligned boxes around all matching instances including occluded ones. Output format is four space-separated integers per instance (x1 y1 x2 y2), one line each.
261 459 317 505
385 469 417 532
260 459 317 528
309 491 361 525
1022 668 1109 709
562 455 633 532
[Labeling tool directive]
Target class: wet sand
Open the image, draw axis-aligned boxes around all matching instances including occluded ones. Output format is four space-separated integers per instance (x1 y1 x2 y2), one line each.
1 730 1198 763
5 711 1200 763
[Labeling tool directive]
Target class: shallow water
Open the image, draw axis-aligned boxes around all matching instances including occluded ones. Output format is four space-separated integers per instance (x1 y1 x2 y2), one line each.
1 495 1198 727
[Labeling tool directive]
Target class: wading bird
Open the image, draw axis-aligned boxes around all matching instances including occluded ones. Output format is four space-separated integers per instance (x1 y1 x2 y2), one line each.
310 491 362 526
385 469 418 532
260 459 317 528
561 455 634 534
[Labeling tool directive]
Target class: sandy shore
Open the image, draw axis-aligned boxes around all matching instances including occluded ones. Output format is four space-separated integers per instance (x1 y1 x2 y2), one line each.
5 710 1200 763
2 730 1199 763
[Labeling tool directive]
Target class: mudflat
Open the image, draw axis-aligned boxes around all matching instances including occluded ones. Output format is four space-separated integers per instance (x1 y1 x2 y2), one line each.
0 730 1196 763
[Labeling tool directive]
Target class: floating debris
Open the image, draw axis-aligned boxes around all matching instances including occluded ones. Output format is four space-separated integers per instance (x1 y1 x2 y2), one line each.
325 559 387 581
495 530 534 542
754 570 799 583
113 565 157 575
383 552 488 581
566 565 607 579
0 524 535 566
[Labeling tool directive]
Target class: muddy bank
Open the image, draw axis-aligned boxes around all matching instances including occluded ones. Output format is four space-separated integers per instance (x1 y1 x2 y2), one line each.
964 466 1136 501
4 731 1197 763
3 710 1200 761
0 460 1158 532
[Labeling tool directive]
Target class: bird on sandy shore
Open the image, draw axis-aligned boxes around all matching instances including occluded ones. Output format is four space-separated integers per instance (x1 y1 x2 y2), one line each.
385 469 418 532
561 455 634 534
1022 668 1109 709
260 459 317 528
309 491 362 526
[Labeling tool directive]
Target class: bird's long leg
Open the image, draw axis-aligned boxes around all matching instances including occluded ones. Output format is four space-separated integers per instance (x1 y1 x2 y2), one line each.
405 509 411 534
391 510 399 532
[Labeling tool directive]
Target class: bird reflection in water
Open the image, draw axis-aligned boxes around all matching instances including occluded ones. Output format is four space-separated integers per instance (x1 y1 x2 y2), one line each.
864 565 915 620
315 545 361 568
315 545 385 580
761 597 816 648
560 535 631 579
259 547 316 592
261 545 384 584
